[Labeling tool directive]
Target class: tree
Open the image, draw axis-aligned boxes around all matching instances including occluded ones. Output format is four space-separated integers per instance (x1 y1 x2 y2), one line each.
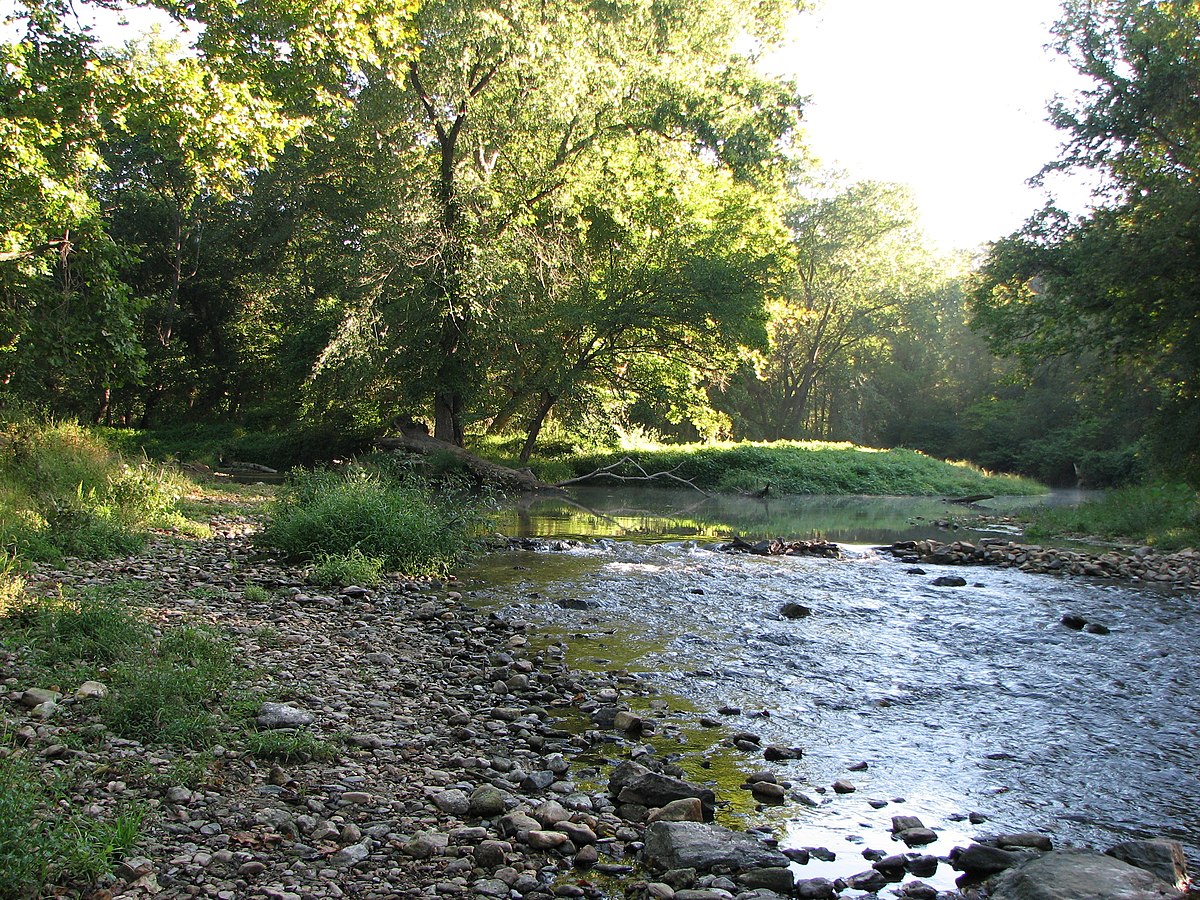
98 37 301 423
0 0 146 414
723 177 939 440
311 0 804 445
971 0 1200 481
479 147 786 460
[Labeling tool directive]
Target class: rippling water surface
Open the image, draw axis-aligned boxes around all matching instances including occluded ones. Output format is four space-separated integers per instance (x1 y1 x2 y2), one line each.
467 488 1200 890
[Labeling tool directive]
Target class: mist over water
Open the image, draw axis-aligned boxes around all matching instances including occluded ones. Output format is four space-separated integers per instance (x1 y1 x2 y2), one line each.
467 488 1200 890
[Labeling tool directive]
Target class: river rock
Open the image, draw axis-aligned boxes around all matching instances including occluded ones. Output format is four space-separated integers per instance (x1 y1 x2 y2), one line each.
19 687 61 708
615 771 715 820
1105 840 1189 889
737 866 796 893
990 850 1185 900
763 745 803 761
75 680 108 699
794 878 837 900
932 575 968 587
469 784 510 817
750 781 786 802
255 702 315 729
779 602 812 619
641 822 790 873
952 843 1026 877
995 833 1054 852
648 798 705 823
846 869 893 891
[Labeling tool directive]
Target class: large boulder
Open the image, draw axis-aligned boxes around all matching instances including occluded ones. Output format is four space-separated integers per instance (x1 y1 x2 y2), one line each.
613 768 716 821
990 850 1184 900
1106 841 1190 890
641 821 790 873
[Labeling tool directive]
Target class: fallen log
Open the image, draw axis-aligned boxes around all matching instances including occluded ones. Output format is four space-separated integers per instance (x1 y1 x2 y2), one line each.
375 431 547 491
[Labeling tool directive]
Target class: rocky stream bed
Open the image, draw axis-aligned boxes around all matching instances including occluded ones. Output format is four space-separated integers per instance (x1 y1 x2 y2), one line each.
2 505 1196 900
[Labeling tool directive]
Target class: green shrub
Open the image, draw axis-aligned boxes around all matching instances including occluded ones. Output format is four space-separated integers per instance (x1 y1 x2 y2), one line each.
260 467 486 575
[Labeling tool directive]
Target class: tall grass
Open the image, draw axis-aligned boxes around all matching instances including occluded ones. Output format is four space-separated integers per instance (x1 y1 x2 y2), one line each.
259 465 487 576
1025 483 1200 549
527 439 1043 496
2 586 245 749
0 415 190 561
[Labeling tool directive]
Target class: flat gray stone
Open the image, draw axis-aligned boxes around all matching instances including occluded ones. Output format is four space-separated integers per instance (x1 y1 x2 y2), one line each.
255 702 314 729
1106 841 1189 889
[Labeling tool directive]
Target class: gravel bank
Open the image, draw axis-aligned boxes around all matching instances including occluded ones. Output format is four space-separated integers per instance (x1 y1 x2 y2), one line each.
4 508 665 900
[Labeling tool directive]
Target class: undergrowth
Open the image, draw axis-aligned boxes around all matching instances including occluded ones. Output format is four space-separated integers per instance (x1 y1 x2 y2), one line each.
0 414 193 562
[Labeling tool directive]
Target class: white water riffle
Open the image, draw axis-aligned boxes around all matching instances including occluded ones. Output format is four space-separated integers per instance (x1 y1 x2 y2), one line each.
466 527 1200 888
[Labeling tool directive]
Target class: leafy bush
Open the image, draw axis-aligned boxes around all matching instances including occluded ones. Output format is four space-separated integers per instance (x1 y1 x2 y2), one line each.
260 466 486 575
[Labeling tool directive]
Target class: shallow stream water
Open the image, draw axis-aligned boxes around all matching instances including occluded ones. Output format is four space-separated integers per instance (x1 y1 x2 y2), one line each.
464 488 1199 893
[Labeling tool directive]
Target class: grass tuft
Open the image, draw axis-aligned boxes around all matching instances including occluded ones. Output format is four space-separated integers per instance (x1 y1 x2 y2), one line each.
0 749 142 897
245 729 336 763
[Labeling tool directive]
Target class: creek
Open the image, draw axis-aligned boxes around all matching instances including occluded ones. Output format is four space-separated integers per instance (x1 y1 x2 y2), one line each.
462 487 1199 893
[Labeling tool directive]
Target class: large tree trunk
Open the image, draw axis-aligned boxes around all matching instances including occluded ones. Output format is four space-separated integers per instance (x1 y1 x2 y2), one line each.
518 392 558 464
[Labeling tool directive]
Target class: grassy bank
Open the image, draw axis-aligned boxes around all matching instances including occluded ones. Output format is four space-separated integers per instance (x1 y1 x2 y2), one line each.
1023 483 1200 550
493 439 1044 497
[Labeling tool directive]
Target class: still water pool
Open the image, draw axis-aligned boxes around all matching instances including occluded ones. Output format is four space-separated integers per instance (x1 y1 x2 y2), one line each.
465 488 1199 891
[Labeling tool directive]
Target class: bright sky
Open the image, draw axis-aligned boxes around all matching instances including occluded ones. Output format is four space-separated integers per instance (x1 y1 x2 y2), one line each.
774 0 1093 251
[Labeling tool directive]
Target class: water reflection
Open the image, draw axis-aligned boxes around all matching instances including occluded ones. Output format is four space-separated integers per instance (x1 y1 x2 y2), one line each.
495 486 1061 546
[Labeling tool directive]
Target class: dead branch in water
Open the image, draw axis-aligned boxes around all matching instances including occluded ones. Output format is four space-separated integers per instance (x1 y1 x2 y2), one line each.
552 456 708 495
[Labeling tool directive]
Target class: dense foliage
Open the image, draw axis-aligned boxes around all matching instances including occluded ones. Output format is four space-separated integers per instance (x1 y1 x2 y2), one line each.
971 0 1200 484
1 0 1196 487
